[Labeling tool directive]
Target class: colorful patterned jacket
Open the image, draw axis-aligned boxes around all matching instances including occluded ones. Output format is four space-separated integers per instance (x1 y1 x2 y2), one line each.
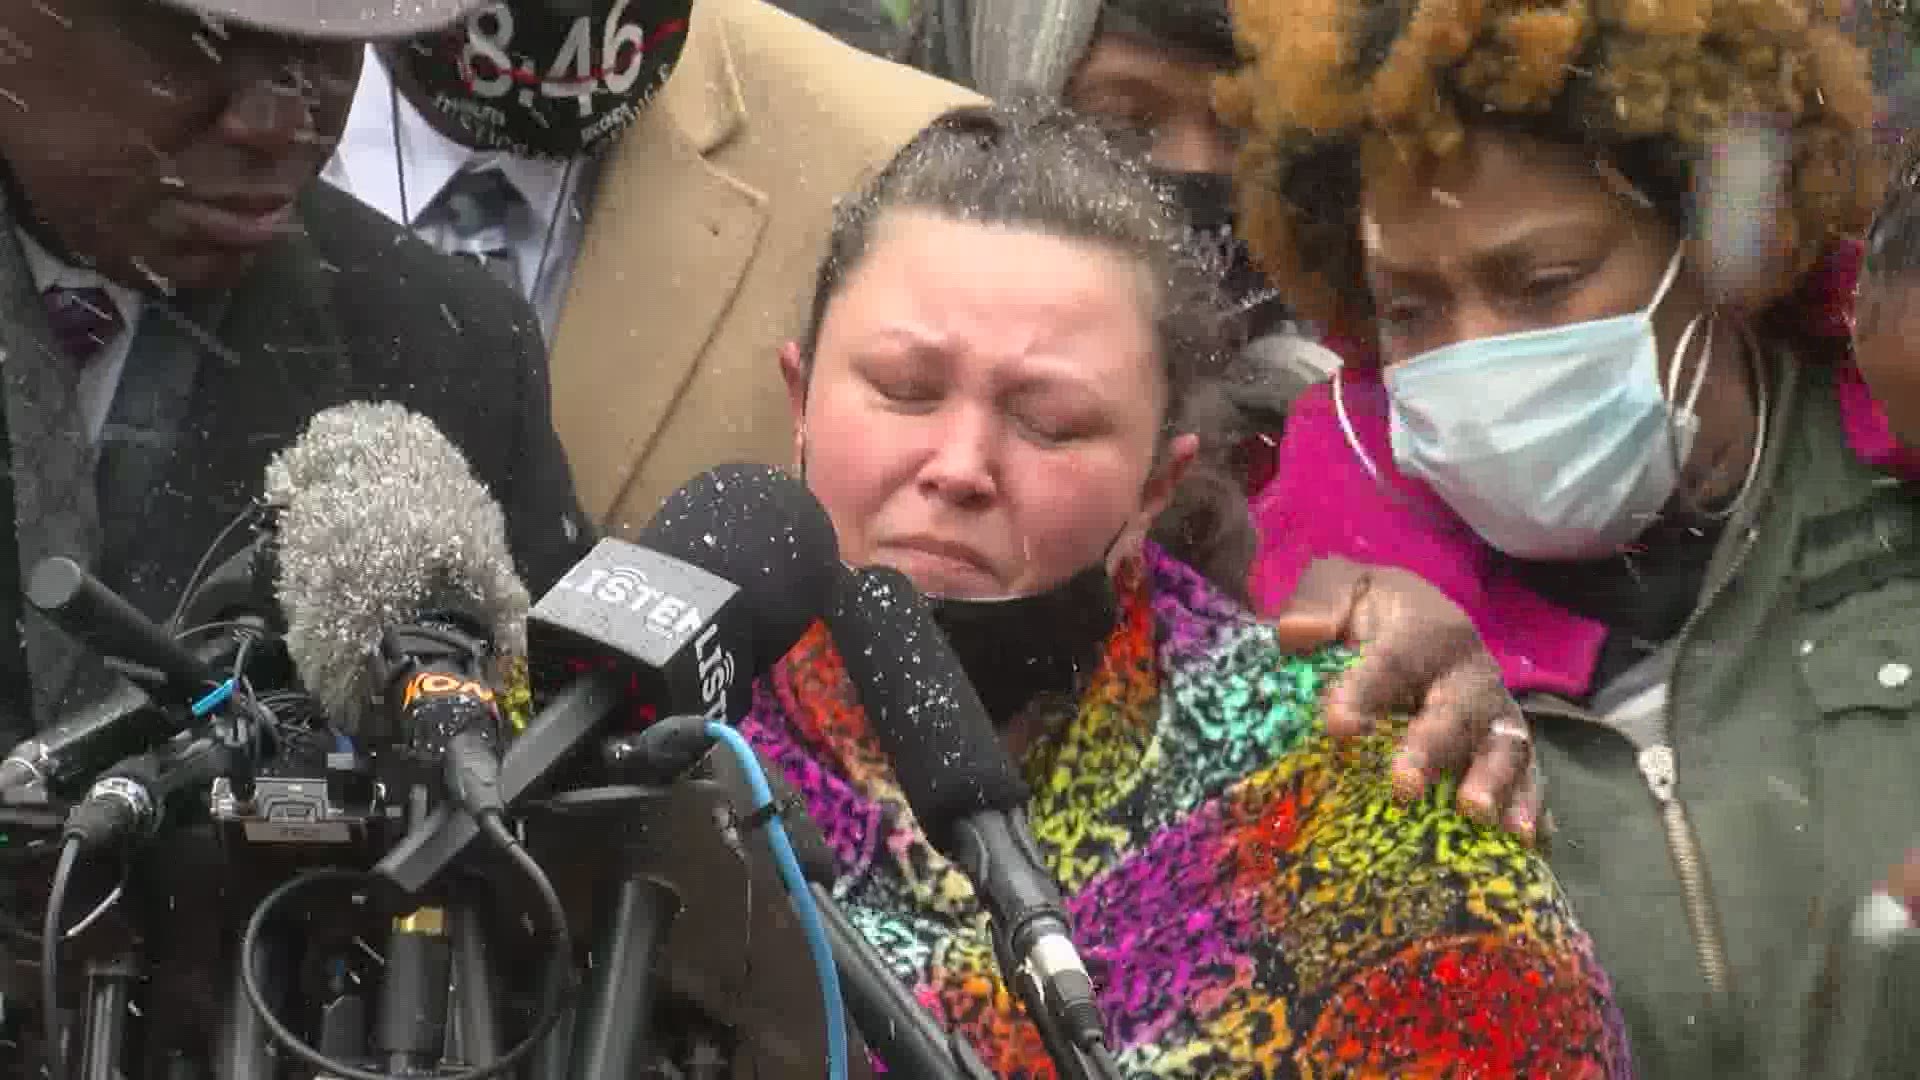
742 544 1633 1078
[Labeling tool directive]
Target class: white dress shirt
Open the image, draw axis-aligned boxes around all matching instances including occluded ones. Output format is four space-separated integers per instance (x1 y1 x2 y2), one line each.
321 48 590 340
16 229 143 444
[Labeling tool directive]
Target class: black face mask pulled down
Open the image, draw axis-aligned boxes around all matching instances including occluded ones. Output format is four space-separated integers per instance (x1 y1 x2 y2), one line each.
1151 169 1293 341
927 562 1121 730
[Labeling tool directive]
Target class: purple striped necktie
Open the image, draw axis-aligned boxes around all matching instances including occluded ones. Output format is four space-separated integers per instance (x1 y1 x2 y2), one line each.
42 285 125 365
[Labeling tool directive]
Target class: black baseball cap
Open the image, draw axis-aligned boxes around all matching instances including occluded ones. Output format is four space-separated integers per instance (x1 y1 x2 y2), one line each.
166 0 489 40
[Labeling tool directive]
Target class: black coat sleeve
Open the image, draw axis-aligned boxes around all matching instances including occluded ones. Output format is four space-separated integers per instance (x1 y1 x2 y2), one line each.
301 184 594 594
497 292 596 595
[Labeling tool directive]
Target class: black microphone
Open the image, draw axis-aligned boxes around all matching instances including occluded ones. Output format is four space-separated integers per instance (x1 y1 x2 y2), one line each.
0 682 186 800
62 731 240 854
0 607 253 801
25 556 221 703
825 566 1111 1057
760 765 994 1080
531 463 838 726
0 554 232 797
265 402 530 816
375 463 840 895
257 401 539 1074
267 402 528 738
528 465 844 1080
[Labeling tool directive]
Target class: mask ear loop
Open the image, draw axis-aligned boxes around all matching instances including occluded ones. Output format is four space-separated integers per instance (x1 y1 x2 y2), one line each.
1659 311 1714 515
1664 312 1715 422
1649 246 1700 423
1332 370 1385 488
1702 324 1770 521
1664 312 1770 521
1332 368 1478 540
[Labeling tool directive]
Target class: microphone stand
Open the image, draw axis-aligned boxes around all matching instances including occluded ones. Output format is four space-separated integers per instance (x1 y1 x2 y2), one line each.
564 788 680 1080
989 932 1124 1080
76 955 139 1080
372 904 453 1075
216 929 289 1080
444 900 501 1066
811 883 994 1080
1005 948 1099 1080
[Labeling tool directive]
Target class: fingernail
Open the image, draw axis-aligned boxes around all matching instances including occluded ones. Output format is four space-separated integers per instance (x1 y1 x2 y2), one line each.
1391 758 1425 800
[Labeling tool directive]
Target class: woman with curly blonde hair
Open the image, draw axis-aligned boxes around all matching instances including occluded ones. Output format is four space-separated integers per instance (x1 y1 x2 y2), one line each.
1223 0 1920 1074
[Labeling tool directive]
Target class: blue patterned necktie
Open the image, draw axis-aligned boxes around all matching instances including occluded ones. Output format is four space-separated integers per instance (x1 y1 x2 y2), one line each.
42 285 125 365
428 168 526 293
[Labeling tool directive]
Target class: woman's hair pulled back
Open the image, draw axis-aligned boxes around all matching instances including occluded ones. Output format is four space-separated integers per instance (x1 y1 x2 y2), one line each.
797 100 1262 597
799 101 1233 413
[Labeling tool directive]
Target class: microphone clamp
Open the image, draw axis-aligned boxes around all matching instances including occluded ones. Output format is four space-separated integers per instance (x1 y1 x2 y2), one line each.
66 775 156 851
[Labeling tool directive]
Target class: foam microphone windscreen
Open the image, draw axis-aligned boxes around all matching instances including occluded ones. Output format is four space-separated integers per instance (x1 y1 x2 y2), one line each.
824 565 1030 855
266 402 530 733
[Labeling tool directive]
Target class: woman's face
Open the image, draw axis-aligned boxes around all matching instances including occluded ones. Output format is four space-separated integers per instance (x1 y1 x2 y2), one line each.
1360 129 1759 500
1853 277 1920 446
1066 30 1236 175
784 211 1196 599
1361 130 1693 363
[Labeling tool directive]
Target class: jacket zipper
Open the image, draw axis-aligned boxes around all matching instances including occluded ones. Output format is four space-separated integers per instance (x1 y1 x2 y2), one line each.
1540 347 1791 996
1655 520 1765 995
1654 341 1790 994
1653 521 1759 993
1527 521 1761 995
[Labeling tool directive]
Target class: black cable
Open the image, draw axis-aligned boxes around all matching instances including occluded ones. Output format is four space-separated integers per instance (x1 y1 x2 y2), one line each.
41 836 79 1079
239 865 572 1080
172 620 268 650
475 812 574 1079
167 504 261 630
229 634 255 683
449 731 506 819
476 812 568 953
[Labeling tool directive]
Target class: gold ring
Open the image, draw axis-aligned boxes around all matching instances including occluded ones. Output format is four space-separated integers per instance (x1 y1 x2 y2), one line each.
1489 717 1532 746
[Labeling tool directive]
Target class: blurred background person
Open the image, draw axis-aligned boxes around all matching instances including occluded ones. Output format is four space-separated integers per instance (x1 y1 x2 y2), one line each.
1852 147 1920 457
322 0 981 533
902 0 1322 393
1222 0 1918 1073
748 100 1628 1078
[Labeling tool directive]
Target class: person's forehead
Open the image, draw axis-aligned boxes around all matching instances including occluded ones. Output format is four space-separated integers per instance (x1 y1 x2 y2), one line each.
150 0 488 42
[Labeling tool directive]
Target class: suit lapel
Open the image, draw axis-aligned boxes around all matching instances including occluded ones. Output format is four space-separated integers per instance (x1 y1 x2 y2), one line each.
0 200 109 722
548 0 769 520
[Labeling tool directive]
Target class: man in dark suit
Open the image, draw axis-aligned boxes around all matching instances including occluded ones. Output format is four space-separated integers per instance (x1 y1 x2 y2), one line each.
0 0 588 742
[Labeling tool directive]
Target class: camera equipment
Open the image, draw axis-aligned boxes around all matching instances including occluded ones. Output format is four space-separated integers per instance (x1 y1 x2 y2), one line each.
5 424 936 1080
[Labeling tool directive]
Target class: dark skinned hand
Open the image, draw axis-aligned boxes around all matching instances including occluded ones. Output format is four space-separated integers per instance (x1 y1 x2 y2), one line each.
1884 848 1920 921
1270 557 1543 844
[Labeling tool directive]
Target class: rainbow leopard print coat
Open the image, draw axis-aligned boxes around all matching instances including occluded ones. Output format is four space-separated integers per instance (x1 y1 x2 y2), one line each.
742 544 1632 1078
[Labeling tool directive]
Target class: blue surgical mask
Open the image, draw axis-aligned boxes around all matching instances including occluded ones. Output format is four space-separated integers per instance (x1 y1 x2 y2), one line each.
1383 249 1709 561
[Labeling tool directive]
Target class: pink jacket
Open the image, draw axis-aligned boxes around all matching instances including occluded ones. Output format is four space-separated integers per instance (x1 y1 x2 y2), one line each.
1248 240 1915 697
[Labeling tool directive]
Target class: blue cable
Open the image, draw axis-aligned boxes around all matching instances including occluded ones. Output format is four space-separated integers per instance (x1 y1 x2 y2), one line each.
191 678 237 718
704 721 847 1080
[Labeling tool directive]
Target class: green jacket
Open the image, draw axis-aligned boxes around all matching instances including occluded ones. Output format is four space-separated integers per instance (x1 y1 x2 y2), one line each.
1529 352 1920 1078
